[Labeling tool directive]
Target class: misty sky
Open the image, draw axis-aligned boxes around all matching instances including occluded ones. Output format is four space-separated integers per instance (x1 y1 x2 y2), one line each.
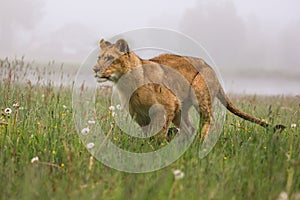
0 0 300 72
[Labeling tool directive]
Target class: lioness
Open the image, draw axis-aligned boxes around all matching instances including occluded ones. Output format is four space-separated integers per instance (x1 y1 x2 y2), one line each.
93 39 285 140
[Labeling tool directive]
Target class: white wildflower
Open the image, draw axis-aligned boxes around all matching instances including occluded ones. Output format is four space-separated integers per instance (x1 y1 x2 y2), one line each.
173 169 185 180
81 127 90 135
31 156 39 163
4 108 12 114
109 105 115 111
62 105 67 109
112 112 117 117
291 124 296 128
116 104 121 110
13 103 19 108
277 191 288 200
88 120 96 124
86 142 95 149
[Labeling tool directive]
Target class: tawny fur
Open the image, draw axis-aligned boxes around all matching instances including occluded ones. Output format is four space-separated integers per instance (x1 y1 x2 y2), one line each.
94 39 285 141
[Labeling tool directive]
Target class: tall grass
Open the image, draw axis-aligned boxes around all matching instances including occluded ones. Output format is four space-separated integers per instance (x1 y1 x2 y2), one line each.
0 57 299 199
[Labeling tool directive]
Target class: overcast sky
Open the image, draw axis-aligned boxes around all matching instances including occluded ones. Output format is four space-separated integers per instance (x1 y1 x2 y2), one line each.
0 0 299 71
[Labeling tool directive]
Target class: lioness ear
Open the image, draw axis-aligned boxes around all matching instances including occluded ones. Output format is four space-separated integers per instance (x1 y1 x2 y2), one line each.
99 39 112 49
115 39 129 53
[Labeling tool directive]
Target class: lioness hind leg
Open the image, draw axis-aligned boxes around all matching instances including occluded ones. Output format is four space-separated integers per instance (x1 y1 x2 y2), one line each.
200 111 214 142
192 75 214 141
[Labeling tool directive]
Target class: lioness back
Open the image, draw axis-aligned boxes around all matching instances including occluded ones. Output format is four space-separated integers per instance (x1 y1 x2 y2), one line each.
150 54 221 100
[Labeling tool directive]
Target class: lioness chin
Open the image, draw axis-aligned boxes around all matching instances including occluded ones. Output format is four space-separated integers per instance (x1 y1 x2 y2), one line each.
93 38 285 141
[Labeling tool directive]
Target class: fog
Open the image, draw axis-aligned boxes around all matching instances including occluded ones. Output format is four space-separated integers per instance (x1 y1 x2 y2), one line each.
1 0 299 69
0 0 299 94
0 0 44 55
180 0 300 71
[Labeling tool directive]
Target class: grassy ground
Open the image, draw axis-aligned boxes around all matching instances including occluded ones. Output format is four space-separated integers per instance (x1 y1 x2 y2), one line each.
0 58 299 200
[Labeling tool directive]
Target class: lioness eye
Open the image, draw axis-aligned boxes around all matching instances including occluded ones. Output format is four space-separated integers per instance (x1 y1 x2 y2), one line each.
106 55 114 61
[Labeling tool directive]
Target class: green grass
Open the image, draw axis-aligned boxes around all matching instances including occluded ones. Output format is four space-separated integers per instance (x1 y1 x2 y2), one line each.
0 58 299 200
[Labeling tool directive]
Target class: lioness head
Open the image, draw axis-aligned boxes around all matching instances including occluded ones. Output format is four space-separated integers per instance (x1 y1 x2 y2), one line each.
93 39 130 83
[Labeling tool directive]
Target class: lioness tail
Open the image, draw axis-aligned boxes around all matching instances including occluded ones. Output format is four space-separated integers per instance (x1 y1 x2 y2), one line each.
217 88 285 132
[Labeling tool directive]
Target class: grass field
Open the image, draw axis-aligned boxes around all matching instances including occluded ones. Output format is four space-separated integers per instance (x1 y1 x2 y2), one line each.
0 58 299 200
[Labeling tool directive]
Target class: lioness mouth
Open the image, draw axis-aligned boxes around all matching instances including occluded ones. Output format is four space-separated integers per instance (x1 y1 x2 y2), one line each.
94 74 109 82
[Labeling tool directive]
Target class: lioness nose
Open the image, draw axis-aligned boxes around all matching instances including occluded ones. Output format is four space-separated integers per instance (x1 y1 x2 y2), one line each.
93 67 100 73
